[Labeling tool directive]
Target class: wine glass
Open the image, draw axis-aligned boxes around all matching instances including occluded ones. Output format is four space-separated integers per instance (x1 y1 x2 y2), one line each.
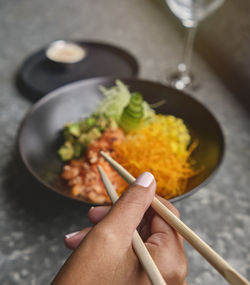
166 0 224 90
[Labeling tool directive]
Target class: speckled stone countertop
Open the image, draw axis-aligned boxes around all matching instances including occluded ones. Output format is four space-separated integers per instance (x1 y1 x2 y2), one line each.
0 0 249 284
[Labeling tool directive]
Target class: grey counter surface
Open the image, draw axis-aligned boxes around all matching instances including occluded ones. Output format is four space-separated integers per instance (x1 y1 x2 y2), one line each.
0 0 250 284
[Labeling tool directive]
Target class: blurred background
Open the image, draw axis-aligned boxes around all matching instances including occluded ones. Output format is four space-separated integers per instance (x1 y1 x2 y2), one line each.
0 0 249 284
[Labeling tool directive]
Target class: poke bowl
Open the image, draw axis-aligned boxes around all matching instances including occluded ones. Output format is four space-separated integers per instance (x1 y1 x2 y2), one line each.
18 77 224 205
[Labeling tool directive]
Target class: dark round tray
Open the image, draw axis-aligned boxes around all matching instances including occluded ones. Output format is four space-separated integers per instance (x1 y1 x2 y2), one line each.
16 41 139 101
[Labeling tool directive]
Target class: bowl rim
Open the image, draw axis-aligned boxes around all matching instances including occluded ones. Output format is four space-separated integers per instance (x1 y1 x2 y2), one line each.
18 76 225 204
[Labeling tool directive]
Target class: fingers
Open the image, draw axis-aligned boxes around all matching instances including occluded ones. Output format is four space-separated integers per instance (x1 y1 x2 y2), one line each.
147 196 182 246
156 194 180 218
99 172 156 239
145 198 187 284
65 180 180 249
88 206 111 224
64 227 92 250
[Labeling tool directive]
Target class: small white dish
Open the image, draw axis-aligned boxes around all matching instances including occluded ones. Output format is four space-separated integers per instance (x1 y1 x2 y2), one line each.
46 40 87 64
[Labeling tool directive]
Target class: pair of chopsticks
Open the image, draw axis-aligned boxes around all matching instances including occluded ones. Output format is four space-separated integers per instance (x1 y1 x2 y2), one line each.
98 151 250 285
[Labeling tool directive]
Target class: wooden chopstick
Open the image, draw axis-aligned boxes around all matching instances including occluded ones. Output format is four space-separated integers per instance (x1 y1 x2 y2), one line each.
100 151 250 285
97 165 167 285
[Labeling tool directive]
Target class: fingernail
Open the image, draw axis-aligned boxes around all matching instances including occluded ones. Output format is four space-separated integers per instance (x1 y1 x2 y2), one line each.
65 231 80 239
134 172 154 187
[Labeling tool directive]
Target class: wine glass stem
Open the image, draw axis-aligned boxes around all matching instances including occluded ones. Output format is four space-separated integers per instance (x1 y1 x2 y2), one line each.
180 26 197 74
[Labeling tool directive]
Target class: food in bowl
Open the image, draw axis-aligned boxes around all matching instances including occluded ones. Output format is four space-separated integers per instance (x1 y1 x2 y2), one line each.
58 80 201 203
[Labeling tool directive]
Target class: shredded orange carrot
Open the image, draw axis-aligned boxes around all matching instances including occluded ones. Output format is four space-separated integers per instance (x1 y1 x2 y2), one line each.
112 115 200 199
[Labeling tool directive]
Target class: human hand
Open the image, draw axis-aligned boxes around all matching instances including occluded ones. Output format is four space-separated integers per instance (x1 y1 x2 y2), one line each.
52 172 188 285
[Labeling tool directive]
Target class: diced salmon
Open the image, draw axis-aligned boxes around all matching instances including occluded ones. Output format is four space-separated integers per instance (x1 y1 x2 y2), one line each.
61 128 128 203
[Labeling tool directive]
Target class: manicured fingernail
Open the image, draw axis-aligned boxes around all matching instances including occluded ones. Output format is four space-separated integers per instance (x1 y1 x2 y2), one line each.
134 172 154 187
65 231 80 239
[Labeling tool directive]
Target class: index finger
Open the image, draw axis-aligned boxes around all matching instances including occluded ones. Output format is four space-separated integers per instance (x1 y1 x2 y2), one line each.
145 197 187 283
146 196 182 245
155 195 180 218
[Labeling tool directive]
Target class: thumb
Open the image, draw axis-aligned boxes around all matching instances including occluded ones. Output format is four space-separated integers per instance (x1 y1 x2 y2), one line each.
100 172 156 239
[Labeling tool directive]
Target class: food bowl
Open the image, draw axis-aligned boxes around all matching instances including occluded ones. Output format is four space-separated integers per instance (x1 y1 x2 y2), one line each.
18 77 224 204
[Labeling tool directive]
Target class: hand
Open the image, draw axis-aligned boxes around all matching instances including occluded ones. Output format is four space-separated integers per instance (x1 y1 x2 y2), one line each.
52 172 188 285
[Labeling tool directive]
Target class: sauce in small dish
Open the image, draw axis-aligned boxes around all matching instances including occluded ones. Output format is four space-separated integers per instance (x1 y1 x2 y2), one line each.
46 40 87 64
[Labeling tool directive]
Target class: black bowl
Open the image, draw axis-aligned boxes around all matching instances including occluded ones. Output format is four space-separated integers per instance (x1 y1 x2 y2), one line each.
18 77 224 204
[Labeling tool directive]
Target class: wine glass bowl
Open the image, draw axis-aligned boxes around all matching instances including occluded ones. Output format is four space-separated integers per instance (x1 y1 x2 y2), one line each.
166 0 224 28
